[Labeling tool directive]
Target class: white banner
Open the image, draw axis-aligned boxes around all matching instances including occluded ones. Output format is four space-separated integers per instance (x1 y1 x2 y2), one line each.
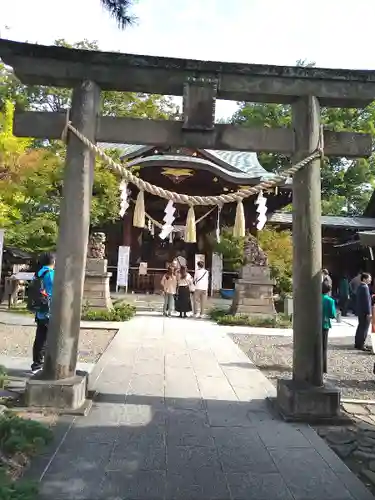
211 252 223 293
0 229 4 283
116 246 130 289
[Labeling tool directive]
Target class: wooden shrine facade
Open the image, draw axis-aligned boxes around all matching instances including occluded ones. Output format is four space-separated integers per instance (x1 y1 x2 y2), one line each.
98 144 292 291
269 212 375 287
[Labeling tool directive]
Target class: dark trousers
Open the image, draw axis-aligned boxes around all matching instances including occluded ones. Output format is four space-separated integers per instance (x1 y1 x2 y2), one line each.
33 319 49 367
339 297 349 316
355 315 370 349
322 328 329 373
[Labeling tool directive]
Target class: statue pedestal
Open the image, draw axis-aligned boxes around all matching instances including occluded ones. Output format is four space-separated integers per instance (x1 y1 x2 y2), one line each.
83 259 112 310
231 265 276 317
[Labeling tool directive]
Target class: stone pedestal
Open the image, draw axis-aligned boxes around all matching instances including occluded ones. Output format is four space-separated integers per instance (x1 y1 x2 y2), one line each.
25 370 88 412
276 379 342 423
83 258 112 310
231 264 275 316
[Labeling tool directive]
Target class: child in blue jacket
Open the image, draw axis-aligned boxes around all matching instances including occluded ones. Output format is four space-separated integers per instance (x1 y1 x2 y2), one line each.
322 282 336 373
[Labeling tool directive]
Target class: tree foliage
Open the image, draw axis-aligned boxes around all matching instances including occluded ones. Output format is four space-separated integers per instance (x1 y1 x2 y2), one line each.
100 0 136 29
231 61 375 216
258 228 293 296
0 38 179 253
212 227 293 296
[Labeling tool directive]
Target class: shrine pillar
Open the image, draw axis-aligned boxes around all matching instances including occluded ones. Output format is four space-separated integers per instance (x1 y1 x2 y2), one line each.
122 213 132 247
25 81 100 410
276 96 340 420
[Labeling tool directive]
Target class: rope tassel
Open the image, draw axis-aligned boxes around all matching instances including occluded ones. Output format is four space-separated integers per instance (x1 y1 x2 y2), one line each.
233 200 246 238
133 190 145 228
184 206 196 243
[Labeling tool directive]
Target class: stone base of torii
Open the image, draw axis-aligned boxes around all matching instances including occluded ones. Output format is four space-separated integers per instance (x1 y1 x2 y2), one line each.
1 39 373 419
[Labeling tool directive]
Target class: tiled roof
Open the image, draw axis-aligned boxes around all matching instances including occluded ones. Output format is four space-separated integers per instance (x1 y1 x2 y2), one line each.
126 154 267 180
99 143 274 180
205 150 270 178
269 212 375 229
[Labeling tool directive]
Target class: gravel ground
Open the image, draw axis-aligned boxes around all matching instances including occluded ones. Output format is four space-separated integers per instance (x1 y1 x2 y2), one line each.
231 334 375 400
0 324 116 363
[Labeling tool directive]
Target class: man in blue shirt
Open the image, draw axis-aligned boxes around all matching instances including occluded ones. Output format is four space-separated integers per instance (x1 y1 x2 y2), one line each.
355 272 372 352
31 252 55 373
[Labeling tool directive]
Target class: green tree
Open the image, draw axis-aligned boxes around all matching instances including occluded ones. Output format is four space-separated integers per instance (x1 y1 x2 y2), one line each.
212 227 293 296
100 0 136 29
232 100 375 216
0 103 122 252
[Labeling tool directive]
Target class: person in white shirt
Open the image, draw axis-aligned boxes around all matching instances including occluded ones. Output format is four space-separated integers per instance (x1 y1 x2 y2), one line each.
193 261 209 318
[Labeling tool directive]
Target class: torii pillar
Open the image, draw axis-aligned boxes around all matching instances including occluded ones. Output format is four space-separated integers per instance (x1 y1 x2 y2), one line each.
26 81 101 411
276 96 340 421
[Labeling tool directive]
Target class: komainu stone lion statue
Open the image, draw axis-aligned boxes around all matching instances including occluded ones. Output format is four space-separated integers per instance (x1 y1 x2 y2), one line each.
243 234 268 267
87 232 106 260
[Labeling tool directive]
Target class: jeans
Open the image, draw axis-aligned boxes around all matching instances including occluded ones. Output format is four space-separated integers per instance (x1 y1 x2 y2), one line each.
32 318 49 368
163 293 174 316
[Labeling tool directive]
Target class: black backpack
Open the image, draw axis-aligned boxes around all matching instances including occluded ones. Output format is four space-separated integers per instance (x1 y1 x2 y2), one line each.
27 270 50 313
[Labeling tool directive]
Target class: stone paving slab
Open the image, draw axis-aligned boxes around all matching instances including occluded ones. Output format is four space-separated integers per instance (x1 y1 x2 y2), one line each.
36 315 374 500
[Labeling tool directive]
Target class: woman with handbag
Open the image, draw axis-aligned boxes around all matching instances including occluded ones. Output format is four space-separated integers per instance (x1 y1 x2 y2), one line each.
175 266 194 318
160 266 177 317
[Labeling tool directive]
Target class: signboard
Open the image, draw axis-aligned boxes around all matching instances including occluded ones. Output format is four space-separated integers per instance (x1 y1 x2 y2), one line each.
139 262 148 275
211 253 223 293
195 254 205 269
13 272 34 281
0 229 4 283
116 246 130 291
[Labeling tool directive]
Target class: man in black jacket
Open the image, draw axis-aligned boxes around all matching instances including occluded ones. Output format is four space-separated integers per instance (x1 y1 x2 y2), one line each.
354 272 372 351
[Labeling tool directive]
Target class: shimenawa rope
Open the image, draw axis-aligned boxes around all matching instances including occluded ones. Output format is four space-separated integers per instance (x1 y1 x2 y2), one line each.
63 121 324 207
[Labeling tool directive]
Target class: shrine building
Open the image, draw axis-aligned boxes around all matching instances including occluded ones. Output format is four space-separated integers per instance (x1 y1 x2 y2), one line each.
100 145 292 293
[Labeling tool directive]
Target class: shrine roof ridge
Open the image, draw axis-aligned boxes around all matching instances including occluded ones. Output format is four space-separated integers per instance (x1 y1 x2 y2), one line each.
105 143 283 185
269 212 375 230
2 39 375 106
125 153 275 185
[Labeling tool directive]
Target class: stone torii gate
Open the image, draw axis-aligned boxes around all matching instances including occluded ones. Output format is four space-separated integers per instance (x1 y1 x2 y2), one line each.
0 39 373 418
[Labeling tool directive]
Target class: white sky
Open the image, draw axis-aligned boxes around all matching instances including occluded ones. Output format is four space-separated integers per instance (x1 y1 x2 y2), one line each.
2 0 375 119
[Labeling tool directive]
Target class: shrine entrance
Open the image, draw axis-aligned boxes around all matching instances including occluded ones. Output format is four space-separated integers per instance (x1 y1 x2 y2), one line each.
1 38 373 419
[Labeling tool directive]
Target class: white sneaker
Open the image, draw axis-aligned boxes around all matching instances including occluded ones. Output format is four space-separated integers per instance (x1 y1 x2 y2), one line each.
195 314 201 319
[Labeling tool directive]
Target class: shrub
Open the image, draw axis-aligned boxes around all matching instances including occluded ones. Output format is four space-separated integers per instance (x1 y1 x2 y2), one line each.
208 307 230 322
0 365 8 390
0 413 52 500
0 413 53 456
82 302 136 322
209 308 292 329
0 470 38 500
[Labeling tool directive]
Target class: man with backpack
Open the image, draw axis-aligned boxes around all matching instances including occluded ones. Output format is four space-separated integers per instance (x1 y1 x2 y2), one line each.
28 252 55 373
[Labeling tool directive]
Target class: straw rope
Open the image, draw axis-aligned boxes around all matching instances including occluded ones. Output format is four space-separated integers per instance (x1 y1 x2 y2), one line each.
65 121 323 207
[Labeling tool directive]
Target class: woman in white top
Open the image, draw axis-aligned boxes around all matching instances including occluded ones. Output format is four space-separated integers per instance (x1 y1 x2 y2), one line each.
175 266 193 318
160 266 177 317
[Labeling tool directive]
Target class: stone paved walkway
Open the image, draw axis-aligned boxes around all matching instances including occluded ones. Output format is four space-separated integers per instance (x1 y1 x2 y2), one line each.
37 315 374 500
